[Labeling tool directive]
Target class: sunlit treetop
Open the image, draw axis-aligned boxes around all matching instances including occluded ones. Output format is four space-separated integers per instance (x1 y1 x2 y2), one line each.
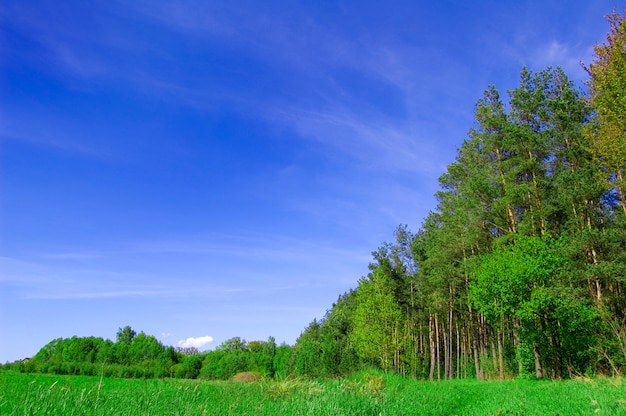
584 8 626 213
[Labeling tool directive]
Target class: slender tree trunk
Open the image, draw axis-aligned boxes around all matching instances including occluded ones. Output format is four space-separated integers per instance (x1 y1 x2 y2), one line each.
392 326 397 373
448 299 454 379
513 319 522 376
468 305 483 379
461 326 466 379
420 323 425 378
429 314 435 381
491 335 498 379
480 315 488 357
435 314 441 380
534 344 543 379
443 321 449 379
549 322 562 380
528 154 546 237
582 208 604 303
456 322 461 379
495 147 518 234
498 328 505 379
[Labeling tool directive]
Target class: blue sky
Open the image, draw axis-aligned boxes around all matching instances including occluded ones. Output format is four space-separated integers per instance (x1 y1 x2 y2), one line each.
0 0 619 361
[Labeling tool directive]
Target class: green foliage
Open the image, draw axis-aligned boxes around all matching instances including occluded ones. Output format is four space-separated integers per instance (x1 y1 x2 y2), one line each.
585 8 626 215
470 236 566 323
318 292 360 377
116 326 136 344
217 336 248 352
272 344 294 379
198 337 286 381
175 354 203 379
291 290 361 378
14 326 290 382
350 268 404 371
293 319 322 377
261 336 277 378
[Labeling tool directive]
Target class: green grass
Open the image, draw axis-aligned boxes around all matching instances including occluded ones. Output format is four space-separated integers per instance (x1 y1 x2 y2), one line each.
1 371 625 415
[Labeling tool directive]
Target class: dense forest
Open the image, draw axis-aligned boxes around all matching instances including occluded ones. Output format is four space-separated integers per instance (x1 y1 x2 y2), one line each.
3 9 625 381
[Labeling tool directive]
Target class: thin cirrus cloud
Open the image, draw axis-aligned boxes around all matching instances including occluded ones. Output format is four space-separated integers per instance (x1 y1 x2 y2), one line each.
499 36 592 80
270 105 443 175
529 40 595 78
123 7 465 179
0 3 111 79
0 229 369 302
24 290 174 301
122 232 371 263
3 1 458 181
4 1 434 181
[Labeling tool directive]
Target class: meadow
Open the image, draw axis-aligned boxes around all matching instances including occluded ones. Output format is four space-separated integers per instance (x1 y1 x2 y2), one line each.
1 371 626 415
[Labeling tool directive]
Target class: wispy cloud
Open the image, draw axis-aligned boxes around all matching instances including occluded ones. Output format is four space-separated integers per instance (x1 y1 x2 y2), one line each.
122 231 371 265
527 40 590 79
109 2 464 178
18 282 252 301
0 255 234 300
1 3 110 80
271 105 441 174
4 1 467 180
0 128 117 160
24 289 176 300
0 228 370 302
39 251 103 261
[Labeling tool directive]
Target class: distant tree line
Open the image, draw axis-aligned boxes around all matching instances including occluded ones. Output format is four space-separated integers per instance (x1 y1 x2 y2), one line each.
2 326 292 381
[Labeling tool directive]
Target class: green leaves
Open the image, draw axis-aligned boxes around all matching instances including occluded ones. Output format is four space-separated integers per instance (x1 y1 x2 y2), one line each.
469 236 566 324
350 268 404 371
585 9 626 215
116 326 137 345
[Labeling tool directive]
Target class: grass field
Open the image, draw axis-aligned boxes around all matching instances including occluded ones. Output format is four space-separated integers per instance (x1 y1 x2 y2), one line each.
1 371 625 415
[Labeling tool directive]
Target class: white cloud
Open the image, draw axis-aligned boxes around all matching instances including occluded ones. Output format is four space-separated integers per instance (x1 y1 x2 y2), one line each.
161 332 173 338
177 336 214 349
530 40 586 77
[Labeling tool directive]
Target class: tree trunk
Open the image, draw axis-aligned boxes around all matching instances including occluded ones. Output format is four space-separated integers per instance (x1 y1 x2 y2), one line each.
534 344 543 379
443 320 449 379
480 314 488 357
429 314 435 381
456 322 461 379
513 320 523 376
491 336 498 379
495 147 518 234
528 155 546 237
498 328 505 379
448 300 454 379
551 325 562 379
461 326 466 378
435 314 441 380
468 305 483 379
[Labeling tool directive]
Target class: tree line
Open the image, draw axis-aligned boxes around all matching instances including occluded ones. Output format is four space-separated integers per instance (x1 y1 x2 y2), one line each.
3 326 293 381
